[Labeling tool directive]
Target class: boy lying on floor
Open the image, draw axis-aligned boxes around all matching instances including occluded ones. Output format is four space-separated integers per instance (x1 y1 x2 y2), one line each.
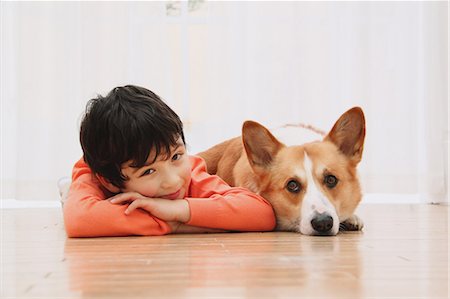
61 85 275 237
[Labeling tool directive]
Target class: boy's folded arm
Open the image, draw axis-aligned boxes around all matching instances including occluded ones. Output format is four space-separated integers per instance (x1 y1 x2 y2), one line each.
63 159 171 238
185 156 276 231
63 194 172 238
185 189 276 231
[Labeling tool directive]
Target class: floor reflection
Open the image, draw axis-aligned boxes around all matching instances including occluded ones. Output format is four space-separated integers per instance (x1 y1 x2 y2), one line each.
64 232 362 298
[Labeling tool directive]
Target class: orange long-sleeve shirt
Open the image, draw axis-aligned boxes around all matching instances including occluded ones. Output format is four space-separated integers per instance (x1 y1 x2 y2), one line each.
63 155 276 237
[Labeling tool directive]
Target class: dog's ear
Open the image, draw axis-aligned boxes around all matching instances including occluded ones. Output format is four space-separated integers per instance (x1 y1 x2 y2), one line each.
325 107 366 164
242 121 283 171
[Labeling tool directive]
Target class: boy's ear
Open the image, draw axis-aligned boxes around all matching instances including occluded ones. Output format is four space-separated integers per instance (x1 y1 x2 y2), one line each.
96 174 121 193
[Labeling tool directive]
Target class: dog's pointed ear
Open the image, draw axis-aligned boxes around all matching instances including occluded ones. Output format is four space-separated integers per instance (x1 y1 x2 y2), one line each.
242 121 283 171
325 107 366 164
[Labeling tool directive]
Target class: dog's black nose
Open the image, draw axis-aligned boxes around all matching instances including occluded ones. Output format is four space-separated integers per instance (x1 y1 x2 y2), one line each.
311 213 334 233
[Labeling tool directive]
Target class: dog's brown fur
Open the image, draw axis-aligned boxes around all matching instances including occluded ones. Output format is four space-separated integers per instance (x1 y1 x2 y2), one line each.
198 107 366 234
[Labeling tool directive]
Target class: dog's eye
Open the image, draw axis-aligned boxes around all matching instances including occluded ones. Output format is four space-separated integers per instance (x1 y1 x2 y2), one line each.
286 180 301 193
324 175 338 188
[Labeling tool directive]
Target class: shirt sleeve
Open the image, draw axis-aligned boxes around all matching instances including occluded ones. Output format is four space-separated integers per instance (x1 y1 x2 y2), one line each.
185 156 276 231
63 158 171 238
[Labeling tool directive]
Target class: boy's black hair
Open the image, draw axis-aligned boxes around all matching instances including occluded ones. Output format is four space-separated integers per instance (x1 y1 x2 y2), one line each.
80 85 185 189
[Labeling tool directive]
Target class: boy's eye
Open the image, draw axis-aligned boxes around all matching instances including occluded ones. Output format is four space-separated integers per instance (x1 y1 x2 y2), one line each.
141 168 155 177
172 153 183 161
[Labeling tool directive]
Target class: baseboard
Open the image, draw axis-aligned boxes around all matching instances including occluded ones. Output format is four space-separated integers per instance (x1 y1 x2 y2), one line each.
362 193 422 204
0 193 444 209
1 199 61 209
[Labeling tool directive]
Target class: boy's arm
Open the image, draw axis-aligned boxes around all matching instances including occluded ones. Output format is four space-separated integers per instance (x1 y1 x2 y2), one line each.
108 194 227 233
184 156 276 231
63 158 172 237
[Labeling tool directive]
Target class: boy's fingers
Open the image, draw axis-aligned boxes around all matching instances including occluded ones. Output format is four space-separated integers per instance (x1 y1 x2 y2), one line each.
109 195 127 204
110 192 142 204
124 199 146 215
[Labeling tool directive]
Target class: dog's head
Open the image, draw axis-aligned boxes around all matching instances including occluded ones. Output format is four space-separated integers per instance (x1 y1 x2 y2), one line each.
241 107 365 235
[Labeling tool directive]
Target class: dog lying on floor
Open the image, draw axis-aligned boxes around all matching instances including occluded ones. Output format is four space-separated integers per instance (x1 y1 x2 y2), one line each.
198 107 366 236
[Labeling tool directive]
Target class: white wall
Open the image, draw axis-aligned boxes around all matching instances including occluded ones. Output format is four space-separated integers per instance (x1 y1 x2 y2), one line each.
1 1 448 203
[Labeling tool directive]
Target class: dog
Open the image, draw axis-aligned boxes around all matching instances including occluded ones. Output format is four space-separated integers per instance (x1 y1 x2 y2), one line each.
198 107 366 235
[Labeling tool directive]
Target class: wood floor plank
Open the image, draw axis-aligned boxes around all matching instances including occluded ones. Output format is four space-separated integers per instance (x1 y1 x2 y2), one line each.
1 204 448 298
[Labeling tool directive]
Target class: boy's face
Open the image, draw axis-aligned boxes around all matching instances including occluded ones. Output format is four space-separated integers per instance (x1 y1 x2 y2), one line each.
120 138 191 199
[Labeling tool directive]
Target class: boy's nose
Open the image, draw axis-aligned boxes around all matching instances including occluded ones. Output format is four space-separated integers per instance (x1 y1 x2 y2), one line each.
160 173 180 189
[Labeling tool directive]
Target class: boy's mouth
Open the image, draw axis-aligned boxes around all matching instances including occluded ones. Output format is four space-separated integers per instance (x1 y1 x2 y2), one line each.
162 189 182 200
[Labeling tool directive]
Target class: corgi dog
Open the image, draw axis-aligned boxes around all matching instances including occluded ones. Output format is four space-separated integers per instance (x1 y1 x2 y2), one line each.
198 107 366 236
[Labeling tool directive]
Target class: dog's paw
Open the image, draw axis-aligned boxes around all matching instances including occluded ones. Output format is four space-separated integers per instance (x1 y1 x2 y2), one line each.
340 214 364 231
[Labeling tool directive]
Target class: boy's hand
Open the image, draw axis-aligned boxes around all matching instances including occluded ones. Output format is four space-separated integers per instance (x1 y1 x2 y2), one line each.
109 192 190 223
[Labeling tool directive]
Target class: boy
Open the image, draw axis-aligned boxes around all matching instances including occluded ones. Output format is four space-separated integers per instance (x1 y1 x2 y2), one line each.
63 85 276 237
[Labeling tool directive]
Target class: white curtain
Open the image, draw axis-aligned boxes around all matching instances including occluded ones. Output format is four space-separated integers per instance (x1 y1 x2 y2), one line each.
1 1 448 203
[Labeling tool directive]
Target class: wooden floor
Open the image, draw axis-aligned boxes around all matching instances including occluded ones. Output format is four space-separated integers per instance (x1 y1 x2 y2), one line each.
1 204 448 299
